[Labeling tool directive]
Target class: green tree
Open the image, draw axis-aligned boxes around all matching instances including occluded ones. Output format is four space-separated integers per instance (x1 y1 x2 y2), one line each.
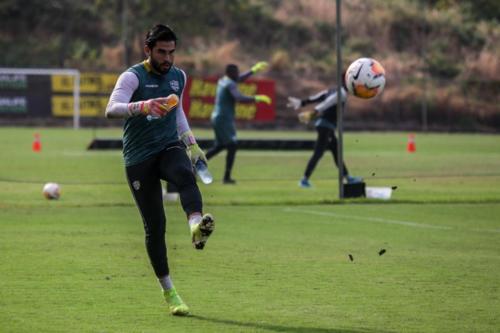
0 0 108 67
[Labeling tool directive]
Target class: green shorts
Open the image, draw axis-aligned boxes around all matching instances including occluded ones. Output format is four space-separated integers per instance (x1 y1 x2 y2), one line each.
212 118 237 146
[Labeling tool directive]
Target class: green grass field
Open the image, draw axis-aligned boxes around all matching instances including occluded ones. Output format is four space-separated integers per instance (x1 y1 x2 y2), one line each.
1 127 499 333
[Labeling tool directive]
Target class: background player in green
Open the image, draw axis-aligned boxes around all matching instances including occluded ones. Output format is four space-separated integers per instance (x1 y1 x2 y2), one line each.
105 24 214 316
205 62 272 184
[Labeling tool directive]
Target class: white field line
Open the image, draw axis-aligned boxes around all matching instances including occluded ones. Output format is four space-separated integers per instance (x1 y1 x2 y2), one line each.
283 207 453 230
471 228 500 234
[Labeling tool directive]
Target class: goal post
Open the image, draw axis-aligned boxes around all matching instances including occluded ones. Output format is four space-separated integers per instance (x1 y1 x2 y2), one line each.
0 68 81 129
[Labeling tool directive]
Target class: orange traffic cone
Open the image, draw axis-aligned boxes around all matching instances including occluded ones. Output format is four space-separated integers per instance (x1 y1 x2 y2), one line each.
32 133 41 152
407 133 416 153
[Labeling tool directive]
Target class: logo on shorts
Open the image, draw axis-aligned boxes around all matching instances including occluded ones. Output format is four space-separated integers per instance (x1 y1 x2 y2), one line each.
132 180 141 191
170 80 179 92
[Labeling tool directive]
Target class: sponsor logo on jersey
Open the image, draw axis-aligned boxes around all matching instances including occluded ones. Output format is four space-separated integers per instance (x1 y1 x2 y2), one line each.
170 80 180 92
145 84 159 88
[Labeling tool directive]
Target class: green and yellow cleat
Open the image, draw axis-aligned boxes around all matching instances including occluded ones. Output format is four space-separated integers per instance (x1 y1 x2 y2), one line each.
164 288 189 316
190 213 215 250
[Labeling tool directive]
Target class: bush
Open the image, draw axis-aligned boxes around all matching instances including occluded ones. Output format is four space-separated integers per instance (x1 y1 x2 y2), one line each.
388 3 430 52
347 37 376 56
270 50 291 72
276 20 312 49
425 40 462 78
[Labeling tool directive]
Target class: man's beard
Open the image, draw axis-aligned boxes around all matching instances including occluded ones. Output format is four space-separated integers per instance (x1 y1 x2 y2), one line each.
151 58 172 75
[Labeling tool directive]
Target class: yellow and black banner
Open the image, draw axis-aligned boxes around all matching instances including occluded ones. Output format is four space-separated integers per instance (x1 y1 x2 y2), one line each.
184 77 275 122
0 71 276 122
0 72 118 118
51 72 118 117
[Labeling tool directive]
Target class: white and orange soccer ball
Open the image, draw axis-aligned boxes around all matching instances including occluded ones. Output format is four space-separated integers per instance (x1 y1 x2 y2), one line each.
42 182 61 200
345 58 386 99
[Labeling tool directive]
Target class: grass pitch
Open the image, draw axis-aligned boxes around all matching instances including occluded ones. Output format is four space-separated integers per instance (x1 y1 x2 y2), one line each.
0 128 499 333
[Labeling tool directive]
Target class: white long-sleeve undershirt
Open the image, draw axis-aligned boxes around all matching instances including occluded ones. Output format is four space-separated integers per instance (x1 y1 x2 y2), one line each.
105 71 192 136
314 87 347 115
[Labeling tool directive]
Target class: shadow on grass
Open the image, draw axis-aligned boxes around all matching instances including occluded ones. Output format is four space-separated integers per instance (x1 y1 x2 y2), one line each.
190 315 393 333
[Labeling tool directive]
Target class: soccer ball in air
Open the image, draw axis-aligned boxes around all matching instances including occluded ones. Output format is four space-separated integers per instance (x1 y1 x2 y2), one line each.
345 58 386 99
42 182 61 200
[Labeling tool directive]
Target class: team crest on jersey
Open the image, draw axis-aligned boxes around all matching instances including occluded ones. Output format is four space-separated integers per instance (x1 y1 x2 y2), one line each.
132 180 141 191
169 80 180 92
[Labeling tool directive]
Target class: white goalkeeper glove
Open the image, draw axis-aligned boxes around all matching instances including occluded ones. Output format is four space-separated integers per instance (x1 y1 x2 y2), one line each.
287 96 302 111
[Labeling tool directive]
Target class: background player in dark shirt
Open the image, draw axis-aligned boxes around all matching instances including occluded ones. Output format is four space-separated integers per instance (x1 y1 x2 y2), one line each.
287 76 363 188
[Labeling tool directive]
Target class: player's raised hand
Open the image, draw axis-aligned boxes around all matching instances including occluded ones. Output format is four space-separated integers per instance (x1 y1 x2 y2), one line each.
287 96 302 110
251 61 269 74
255 95 272 104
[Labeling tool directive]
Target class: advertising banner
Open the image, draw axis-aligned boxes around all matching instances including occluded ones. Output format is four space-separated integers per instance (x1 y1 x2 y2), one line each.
51 72 118 117
0 71 276 123
0 74 52 117
184 77 275 122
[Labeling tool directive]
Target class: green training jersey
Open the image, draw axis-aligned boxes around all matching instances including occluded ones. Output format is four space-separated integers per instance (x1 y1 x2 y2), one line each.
122 62 186 166
212 76 236 123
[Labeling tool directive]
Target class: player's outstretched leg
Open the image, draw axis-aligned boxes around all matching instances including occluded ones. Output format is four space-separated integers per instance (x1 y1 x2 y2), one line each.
163 288 189 316
190 213 215 250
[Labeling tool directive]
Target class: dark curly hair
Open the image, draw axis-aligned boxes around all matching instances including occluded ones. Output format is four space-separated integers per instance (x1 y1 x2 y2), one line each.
145 24 178 49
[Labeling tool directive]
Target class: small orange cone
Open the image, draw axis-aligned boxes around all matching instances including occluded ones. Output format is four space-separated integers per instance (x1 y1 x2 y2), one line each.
407 133 416 153
32 133 41 152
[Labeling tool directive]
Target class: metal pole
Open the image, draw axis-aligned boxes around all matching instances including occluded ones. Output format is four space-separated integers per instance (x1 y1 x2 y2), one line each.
420 0 428 132
121 0 129 67
336 0 344 199
421 72 428 131
73 72 80 129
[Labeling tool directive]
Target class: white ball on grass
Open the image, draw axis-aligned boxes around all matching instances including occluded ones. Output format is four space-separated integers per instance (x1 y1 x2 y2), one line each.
42 182 61 200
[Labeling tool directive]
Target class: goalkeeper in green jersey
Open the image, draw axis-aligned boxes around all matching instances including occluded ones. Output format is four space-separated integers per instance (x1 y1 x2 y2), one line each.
205 62 272 184
105 24 214 316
